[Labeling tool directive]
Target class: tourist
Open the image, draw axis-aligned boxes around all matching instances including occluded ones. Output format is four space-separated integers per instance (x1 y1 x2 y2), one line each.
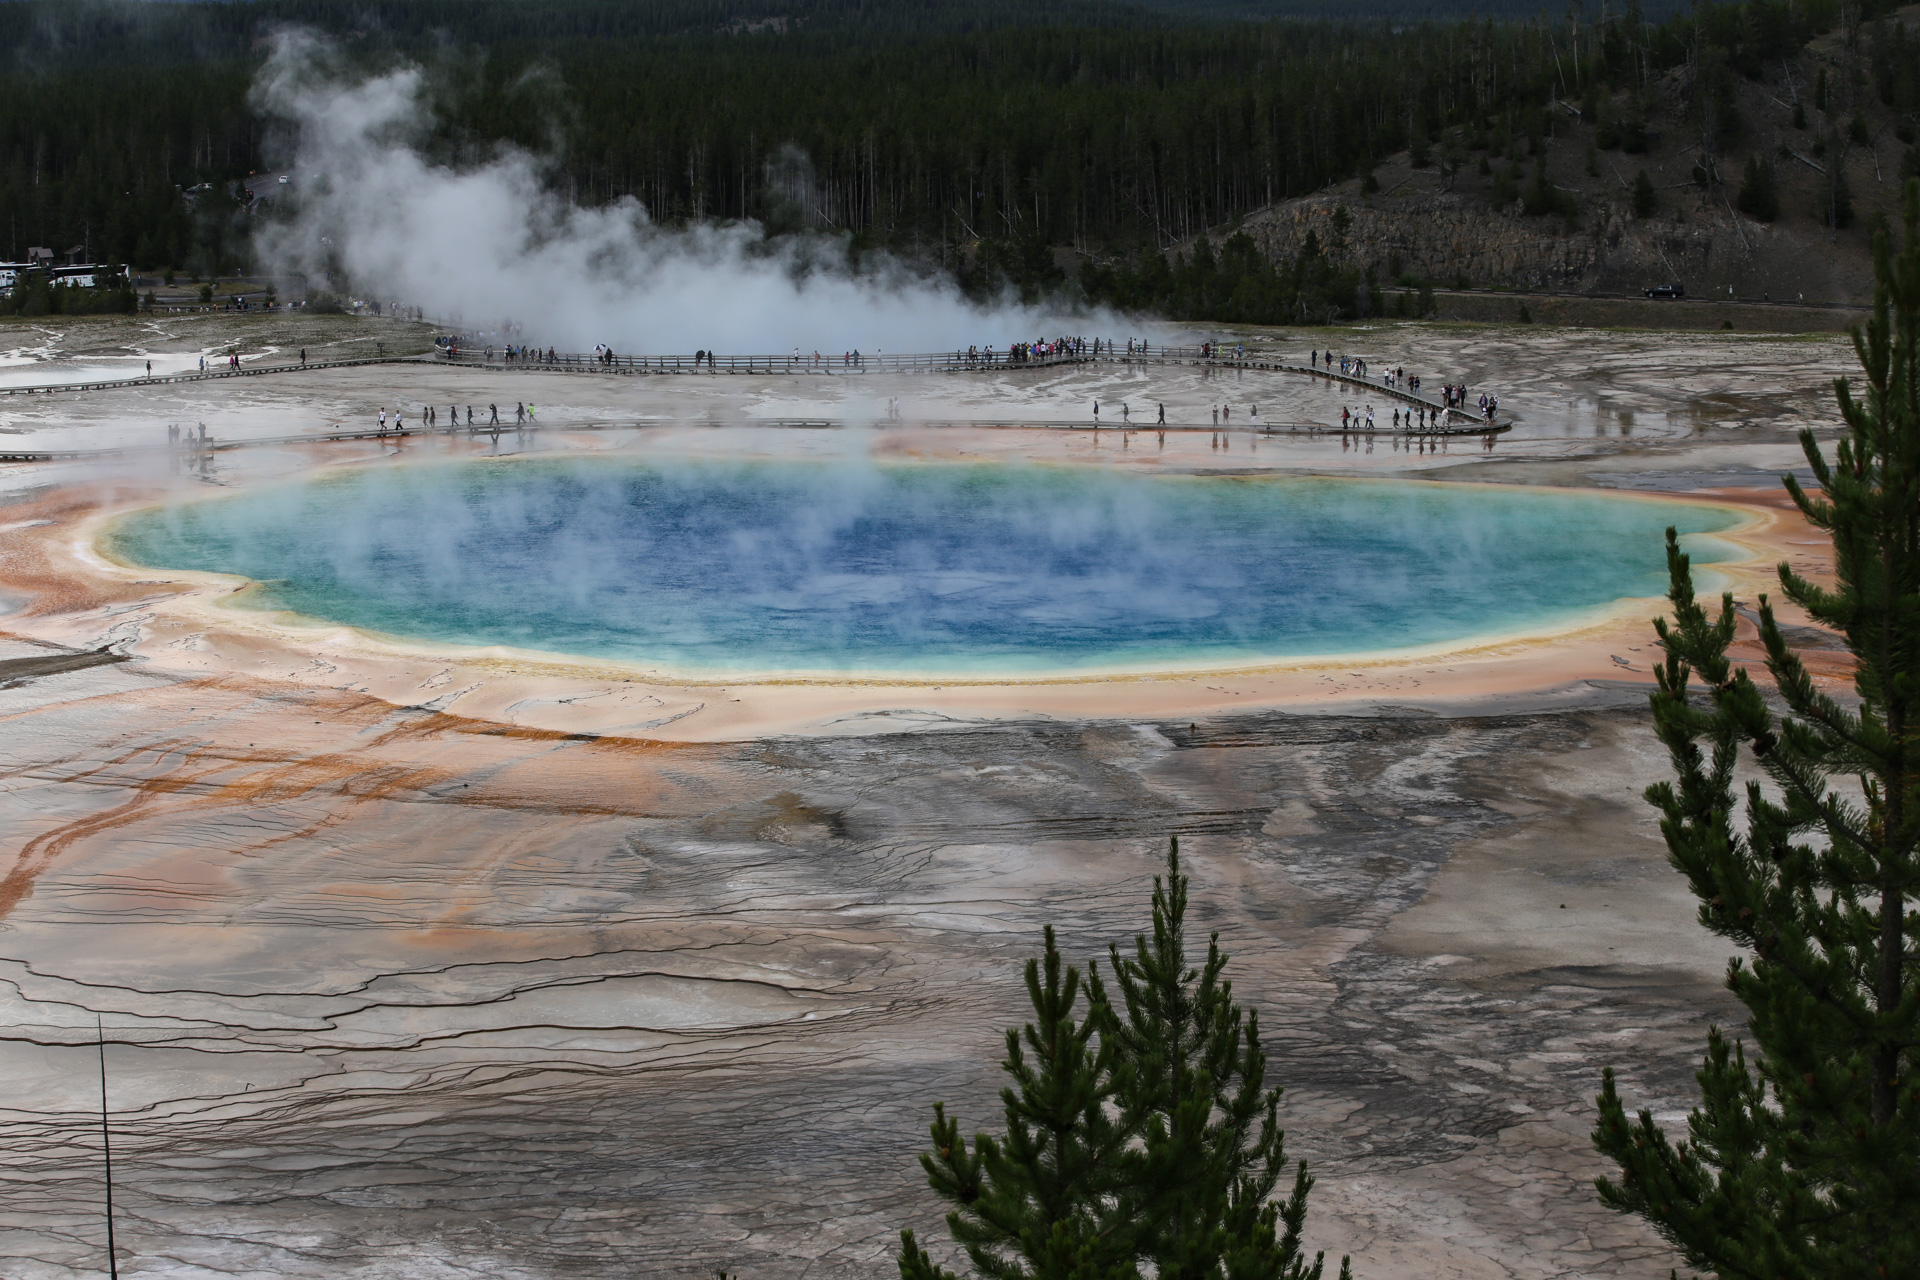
1158 404 1166 424
378 408 387 434
489 403 500 425
1093 401 1100 422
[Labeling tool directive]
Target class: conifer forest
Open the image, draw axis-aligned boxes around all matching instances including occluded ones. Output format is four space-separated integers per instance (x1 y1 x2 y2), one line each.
5 0 1917 321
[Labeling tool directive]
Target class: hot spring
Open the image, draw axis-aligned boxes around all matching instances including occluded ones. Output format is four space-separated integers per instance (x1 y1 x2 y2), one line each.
106 458 1743 676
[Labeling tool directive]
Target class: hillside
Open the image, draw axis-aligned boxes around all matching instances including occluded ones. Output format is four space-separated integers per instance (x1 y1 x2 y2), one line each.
1213 6 1915 309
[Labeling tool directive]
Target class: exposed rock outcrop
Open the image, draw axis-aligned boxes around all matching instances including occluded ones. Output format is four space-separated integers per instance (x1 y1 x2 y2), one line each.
1236 192 1729 293
1228 185 1868 303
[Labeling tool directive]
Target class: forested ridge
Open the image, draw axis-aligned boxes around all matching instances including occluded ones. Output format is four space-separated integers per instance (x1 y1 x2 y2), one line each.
0 0 1912 318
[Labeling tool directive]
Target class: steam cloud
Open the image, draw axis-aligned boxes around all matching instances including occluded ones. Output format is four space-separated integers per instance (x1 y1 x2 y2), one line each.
251 32 1076 353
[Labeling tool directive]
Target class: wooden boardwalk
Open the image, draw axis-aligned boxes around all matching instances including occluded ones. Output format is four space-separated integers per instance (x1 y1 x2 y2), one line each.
0 345 1509 461
1 410 1506 467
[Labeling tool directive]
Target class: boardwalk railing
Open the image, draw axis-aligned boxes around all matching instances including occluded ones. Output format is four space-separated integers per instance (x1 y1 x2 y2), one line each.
0 407 1505 467
0 343 1504 431
428 344 1495 425
430 345 1133 375
0 354 406 397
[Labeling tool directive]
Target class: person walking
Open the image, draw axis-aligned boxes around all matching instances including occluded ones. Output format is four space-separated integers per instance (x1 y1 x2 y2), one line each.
1157 403 1165 424
378 408 387 434
489 403 500 425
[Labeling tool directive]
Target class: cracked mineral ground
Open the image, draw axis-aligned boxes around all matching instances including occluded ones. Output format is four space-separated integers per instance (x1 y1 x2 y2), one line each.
0 317 1855 1279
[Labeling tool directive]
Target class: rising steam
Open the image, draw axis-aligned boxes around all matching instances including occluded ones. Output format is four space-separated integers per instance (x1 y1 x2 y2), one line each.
250 32 1064 353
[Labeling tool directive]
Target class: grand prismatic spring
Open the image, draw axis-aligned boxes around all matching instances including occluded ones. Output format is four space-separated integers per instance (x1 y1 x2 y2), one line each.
0 316 1860 1280
106 460 1742 675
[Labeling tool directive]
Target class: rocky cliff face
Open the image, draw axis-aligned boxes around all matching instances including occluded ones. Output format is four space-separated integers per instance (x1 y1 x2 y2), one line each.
1232 190 1858 300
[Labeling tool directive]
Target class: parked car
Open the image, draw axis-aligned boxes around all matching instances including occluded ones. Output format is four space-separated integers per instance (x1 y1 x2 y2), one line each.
1644 283 1685 299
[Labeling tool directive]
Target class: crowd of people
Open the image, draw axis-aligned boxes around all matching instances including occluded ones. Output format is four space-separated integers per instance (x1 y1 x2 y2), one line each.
1307 347 1505 427
361 401 540 438
408 332 1502 441
959 337 1087 364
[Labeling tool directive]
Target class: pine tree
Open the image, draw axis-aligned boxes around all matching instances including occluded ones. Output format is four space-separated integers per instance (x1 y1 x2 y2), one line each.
1825 159 1856 230
1592 178 1920 1279
1736 154 1779 222
1632 168 1659 219
902 844 1350 1280
1101 840 1348 1280
1522 154 1556 216
899 925 1133 1280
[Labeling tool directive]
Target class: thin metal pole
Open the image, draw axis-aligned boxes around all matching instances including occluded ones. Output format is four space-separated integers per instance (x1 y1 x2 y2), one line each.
97 1016 117 1280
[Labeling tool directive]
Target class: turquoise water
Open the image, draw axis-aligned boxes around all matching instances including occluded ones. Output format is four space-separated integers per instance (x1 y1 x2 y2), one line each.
108 459 1739 674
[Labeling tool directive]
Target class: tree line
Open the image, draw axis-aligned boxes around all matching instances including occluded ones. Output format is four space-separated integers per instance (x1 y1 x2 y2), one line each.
1 0 1906 290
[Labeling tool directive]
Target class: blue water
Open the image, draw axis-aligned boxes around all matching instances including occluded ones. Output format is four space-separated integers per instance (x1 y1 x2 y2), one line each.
107 459 1738 674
